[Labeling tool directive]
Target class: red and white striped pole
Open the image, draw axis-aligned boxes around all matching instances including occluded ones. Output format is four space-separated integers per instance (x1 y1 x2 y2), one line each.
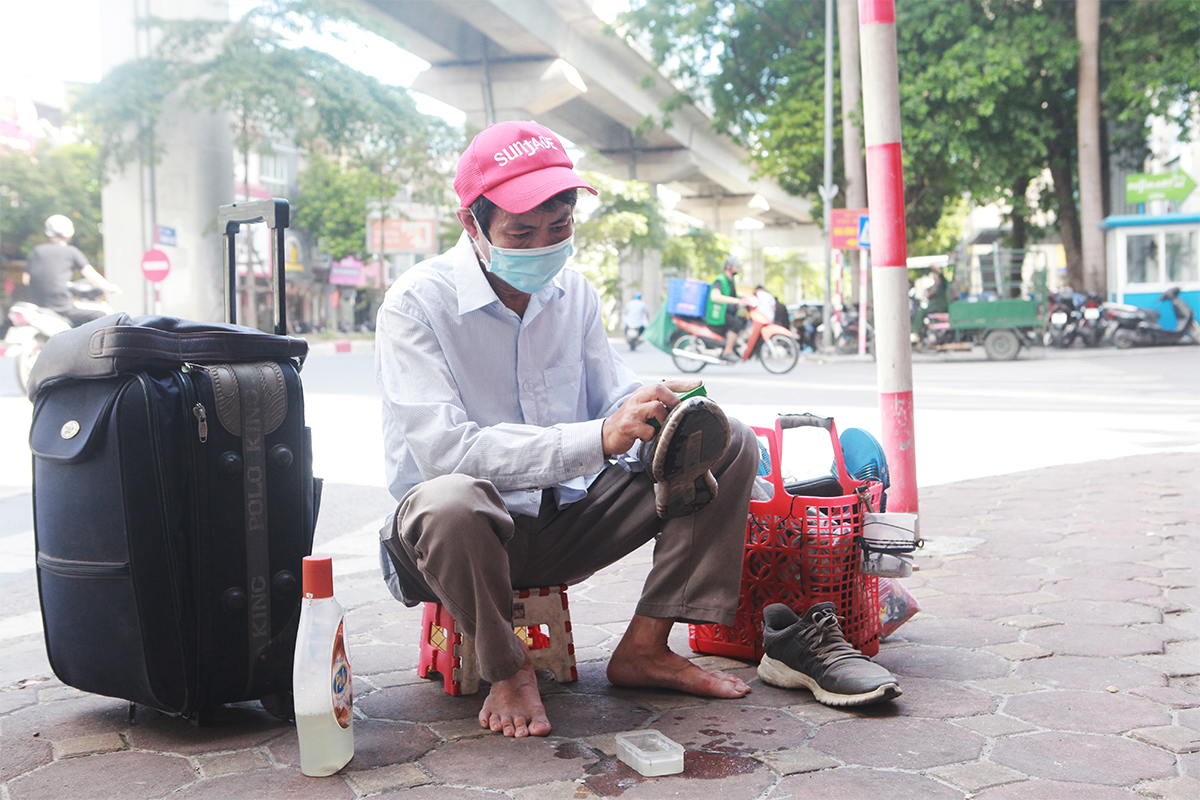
859 0 917 513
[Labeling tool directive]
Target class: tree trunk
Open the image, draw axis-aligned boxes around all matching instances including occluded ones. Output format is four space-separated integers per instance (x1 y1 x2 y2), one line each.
1048 147 1084 290
1076 0 1106 294
837 0 868 306
1009 176 1030 251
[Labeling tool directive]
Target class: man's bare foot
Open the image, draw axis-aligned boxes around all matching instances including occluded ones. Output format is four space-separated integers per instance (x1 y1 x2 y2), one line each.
478 650 551 738
606 615 751 698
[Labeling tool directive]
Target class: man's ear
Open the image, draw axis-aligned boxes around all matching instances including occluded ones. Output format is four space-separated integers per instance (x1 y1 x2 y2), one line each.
455 208 480 239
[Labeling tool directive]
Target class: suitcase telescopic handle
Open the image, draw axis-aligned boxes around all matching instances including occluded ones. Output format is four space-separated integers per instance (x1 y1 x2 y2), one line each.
219 198 290 336
778 413 833 431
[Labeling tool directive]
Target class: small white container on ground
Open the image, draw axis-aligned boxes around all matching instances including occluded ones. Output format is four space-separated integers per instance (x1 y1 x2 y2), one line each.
615 730 685 776
293 555 354 777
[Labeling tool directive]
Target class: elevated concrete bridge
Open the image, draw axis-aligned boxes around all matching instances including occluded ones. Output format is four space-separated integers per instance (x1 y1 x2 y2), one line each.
357 0 817 251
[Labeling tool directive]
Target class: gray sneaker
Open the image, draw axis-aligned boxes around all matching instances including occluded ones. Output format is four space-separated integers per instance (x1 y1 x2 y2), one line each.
758 602 901 706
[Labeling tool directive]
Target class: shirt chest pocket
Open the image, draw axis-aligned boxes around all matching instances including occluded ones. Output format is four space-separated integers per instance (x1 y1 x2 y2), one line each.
542 361 585 423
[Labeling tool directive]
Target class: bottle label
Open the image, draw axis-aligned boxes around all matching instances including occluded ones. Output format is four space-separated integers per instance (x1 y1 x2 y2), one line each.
331 621 352 729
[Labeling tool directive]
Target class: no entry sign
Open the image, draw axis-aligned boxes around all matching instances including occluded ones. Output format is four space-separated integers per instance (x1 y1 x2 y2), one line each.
141 248 171 283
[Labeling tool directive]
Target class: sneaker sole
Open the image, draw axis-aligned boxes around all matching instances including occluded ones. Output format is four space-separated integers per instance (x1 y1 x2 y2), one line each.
651 398 730 483
757 654 902 707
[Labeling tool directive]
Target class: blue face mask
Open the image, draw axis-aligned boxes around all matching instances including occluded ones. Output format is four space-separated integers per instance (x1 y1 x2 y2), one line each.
471 215 574 295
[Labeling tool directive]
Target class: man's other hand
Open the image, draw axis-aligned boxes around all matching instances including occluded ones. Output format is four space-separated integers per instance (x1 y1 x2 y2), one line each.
601 379 701 456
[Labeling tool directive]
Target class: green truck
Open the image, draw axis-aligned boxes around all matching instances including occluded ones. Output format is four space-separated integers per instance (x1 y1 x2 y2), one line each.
946 297 1047 360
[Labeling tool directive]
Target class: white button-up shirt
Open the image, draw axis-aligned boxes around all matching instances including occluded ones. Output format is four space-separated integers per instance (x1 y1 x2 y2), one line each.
375 233 642 517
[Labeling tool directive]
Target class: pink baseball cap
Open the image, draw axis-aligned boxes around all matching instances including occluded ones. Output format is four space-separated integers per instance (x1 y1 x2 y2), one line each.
455 121 597 213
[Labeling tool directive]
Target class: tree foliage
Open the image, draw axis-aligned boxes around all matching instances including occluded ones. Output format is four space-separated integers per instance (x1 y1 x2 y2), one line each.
0 142 104 264
620 0 1199 273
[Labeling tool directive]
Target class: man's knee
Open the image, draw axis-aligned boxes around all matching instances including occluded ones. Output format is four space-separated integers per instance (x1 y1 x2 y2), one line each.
398 474 514 554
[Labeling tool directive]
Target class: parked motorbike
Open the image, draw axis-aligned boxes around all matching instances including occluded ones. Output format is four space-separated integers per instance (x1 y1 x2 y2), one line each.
789 303 821 352
5 280 113 393
1045 291 1079 348
670 306 801 373
624 324 643 351
816 306 874 355
1077 293 1107 347
1105 287 1199 348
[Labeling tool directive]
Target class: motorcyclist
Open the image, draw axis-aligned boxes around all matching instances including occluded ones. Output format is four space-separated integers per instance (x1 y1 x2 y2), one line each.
622 291 649 338
705 256 751 362
22 215 120 326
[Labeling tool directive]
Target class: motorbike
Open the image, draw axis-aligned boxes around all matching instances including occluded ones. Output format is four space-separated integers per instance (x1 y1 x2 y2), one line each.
816 305 874 355
1045 292 1079 348
624 324 643 351
5 280 113 393
789 303 821 352
670 306 801 374
1077 293 1107 347
1104 287 1199 348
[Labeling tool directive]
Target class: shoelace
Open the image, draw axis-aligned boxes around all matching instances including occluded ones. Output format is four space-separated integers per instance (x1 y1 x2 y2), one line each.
801 609 866 668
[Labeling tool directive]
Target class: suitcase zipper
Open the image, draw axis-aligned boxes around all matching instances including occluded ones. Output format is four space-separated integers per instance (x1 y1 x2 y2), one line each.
37 552 130 577
193 403 208 443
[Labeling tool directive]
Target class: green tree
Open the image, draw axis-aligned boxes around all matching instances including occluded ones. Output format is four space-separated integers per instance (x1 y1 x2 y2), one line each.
292 152 389 261
620 0 1199 287
0 142 104 266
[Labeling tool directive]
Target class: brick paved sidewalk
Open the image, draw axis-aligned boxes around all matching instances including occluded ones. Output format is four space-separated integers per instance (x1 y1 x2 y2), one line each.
2 451 1197 800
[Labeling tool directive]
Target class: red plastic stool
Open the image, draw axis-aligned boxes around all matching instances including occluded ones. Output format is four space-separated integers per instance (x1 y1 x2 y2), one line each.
417 585 578 696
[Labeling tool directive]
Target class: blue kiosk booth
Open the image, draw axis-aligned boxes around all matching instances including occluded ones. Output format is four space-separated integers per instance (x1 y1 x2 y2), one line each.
1102 212 1200 329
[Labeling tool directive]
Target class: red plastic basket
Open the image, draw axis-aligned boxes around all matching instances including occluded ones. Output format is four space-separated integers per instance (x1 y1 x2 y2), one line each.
689 414 881 660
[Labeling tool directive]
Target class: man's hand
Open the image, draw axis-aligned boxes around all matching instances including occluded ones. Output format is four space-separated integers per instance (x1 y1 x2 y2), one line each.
601 379 701 456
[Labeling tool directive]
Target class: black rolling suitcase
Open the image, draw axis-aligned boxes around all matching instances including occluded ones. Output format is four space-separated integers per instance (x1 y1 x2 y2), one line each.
27 199 320 723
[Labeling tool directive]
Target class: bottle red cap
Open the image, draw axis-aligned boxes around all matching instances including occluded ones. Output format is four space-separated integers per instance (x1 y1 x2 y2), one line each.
302 556 333 599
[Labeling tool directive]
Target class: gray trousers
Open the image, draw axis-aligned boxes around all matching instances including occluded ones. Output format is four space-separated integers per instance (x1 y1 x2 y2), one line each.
383 419 758 683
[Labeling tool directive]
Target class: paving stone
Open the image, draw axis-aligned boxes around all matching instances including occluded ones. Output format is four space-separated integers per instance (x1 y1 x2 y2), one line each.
512 780 600 799
196 750 271 778
972 778 1142 799
1134 596 1191 614
783 701 858 725
270 719 439 770
873 644 1009 681
420 735 593 789
951 714 1037 737
1130 654 1200 677
346 762 433 794
917 594 1030 620
997 614 1059 630
355 681 485 724
126 705 290 756
1180 706 1200 730
0 733 53 783
1016 654 1167 691
651 704 812 755
925 574 1045 596
989 730 1176 785
1022 623 1161 662
1007 590 1065 606
895 617 1020 648
374 785 522 799
1129 724 1200 753
1139 575 1196 589
0 692 131 741
969 677 1046 695
756 746 839 775
1043 577 1159 602
1132 685 1200 708
929 761 1026 792
774 765 965 799
808 716 984 769
1053 562 1161 580
879 676 996 719
0 686 39 716
985 642 1052 661
1036 600 1161 626
6 750 198 800
1140 776 1200 800
53 731 125 759
1003 689 1170 734
581 751 773 800
939 557 1047 577
168 767 356 799
540 693 654 739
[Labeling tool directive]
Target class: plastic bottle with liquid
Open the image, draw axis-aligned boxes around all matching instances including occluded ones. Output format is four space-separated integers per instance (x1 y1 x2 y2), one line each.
293 555 354 776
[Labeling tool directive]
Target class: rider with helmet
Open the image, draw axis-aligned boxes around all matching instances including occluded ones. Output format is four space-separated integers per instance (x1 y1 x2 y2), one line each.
704 256 750 362
23 215 120 326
